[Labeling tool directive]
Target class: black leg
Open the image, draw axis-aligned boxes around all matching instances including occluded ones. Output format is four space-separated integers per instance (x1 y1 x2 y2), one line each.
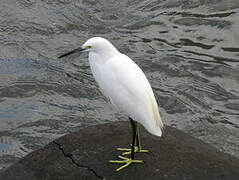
129 117 136 160
135 123 140 150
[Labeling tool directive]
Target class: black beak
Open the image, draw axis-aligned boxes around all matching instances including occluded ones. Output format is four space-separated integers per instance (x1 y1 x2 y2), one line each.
58 47 85 59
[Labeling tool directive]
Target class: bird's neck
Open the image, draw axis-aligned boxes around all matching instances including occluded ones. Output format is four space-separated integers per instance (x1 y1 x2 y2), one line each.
89 47 120 62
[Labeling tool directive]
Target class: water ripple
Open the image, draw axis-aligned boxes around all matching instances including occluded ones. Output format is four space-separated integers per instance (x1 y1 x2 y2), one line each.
0 0 239 173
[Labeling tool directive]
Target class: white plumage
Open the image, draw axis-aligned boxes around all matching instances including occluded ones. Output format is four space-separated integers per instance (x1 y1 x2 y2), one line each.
83 37 164 136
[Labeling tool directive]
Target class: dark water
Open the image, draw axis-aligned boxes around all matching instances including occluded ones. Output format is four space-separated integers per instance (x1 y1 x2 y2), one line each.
0 0 239 173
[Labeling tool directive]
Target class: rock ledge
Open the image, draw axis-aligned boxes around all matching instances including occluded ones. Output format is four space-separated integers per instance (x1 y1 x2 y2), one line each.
1 121 239 180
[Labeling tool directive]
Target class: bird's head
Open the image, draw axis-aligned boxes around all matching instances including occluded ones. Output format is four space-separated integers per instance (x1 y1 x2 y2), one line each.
58 37 118 59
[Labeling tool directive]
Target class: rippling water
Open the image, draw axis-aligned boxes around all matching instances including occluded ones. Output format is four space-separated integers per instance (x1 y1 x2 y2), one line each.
0 0 239 173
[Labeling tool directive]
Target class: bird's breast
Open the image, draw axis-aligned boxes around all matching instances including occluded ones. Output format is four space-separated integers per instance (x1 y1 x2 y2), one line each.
89 55 115 98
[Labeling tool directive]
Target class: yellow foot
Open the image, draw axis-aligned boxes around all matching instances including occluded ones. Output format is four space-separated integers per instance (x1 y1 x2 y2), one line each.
109 155 143 171
117 147 149 155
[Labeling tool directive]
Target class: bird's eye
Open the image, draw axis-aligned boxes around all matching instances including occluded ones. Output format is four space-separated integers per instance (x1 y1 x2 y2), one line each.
86 45 92 49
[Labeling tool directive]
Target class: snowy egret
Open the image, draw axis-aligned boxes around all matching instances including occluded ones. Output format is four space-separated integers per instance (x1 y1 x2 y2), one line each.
58 37 164 171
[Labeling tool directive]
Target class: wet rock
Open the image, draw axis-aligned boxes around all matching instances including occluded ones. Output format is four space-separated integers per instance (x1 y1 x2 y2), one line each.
1 121 239 180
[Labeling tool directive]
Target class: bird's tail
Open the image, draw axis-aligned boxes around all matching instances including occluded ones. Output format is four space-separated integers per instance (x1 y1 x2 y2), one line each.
149 93 164 137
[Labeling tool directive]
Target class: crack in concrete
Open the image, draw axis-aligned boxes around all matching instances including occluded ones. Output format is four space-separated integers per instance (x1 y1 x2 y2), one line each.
53 141 105 180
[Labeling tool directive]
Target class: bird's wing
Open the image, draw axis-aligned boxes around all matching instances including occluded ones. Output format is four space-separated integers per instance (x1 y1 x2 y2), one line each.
103 54 163 136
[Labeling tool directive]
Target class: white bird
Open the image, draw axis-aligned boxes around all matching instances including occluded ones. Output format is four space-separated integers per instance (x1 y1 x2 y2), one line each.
58 37 164 171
